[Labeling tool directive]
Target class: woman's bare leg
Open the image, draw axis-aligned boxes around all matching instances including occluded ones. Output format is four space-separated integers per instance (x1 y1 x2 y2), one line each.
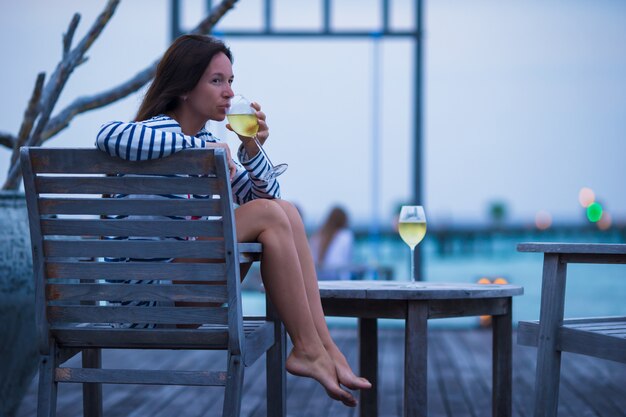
273 200 371 390
235 200 357 406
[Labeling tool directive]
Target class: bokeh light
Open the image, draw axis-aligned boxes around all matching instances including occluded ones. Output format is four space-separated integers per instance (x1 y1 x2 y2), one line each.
578 187 595 208
586 202 603 222
597 211 612 230
535 210 552 230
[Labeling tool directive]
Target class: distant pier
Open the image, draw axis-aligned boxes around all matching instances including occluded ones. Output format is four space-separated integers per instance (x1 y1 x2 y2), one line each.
354 223 626 257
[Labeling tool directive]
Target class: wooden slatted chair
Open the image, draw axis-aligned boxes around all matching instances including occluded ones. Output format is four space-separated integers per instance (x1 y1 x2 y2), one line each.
20 147 286 417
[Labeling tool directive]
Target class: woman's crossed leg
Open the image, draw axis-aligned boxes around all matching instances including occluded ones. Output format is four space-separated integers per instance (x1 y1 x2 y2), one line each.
235 199 371 406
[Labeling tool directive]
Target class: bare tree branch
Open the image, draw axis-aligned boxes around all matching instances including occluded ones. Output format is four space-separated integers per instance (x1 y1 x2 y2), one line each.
0 132 16 149
191 0 239 35
9 73 46 170
41 0 239 142
31 0 120 148
63 14 81 58
42 64 157 140
3 0 239 190
3 0 120 190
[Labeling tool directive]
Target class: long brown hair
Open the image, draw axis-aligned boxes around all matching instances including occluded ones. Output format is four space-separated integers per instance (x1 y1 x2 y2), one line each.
316 206 349 264
135 34 232 121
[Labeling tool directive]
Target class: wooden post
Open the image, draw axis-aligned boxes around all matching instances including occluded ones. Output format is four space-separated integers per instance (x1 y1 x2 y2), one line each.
492 299 512 417
82 349 103 417
533 254 567 417
266 297 286 417
404 301 428 417
359 318 378 417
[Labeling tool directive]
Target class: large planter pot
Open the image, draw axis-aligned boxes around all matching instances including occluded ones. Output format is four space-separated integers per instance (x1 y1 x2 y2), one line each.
0 191 37 417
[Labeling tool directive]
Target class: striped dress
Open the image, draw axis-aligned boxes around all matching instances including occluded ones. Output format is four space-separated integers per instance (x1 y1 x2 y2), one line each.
95 115 280 328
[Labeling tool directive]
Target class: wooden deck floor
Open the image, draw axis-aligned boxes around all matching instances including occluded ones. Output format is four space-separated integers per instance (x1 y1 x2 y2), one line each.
16 328 626 417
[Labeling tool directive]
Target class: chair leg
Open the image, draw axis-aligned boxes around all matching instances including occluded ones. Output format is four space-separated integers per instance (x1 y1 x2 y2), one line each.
222 354 244 417
266 322 286 417
82 348 103 417
37 347 58 417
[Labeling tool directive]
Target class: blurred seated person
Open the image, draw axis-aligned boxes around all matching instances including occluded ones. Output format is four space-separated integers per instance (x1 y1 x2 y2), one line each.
310 206 354 280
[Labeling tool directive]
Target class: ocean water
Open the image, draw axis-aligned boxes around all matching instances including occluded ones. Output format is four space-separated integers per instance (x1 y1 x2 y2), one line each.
242 233 626 329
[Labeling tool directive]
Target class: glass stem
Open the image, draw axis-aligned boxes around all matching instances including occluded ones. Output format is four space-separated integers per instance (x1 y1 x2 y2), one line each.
410 246 416 282
253 135 276 168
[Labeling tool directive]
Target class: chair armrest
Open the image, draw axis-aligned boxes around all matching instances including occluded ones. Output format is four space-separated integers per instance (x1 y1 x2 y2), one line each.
518 242 626 255
238 242 262 263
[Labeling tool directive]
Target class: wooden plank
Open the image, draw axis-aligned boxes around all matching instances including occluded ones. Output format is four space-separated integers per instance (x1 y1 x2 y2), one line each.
38 197 222 216
81 349 103 417
492 300 513 417
51 327 230 349
517 321 539 347
47 305 228 325
28 147 219 175
322 295 515 319
56 367 228 386
265 298 286 417
46 261 227 281
428 297 510 319
238 242 263 263
34 175 222 195
518 318 626 363
404 301 428 417
559 328 626 363
41 218 224 238
318 280 523 300
322 298 407 319
358 318 378 417
238 242 262 253
20 147 51 356
46 283 228 303
517 242 626 255
559 316 626 325
560 253 626 264
43 239 225 259
241 321 275 366
36 351 58 417
533 253 567 417
222 355 244 415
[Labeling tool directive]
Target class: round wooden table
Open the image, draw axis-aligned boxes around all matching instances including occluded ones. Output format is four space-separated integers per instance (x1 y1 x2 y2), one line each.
318 280 524 417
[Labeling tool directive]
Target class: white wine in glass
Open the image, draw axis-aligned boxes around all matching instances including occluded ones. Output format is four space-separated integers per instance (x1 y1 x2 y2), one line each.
226 95 288 181
398 206 427 282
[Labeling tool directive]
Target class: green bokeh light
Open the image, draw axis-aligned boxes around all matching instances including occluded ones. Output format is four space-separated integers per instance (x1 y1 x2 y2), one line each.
586 202 603 223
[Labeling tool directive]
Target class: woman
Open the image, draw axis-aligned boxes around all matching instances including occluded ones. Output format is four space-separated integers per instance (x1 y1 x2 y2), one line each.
310 206 355 280
95 34 370 407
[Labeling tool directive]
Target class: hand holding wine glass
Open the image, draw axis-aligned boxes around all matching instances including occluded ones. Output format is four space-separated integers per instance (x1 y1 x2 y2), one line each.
226 95 288 181
398 206 427 282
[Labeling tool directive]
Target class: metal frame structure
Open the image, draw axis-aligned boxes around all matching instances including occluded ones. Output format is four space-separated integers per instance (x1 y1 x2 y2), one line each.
170 0 425 279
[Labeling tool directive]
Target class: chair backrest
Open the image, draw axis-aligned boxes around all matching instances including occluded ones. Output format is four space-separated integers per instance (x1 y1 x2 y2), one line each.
20 147 244 355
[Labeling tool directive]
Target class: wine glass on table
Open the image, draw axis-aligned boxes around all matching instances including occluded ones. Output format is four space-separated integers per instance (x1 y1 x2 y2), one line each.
398 206 427 282
226 95 288 181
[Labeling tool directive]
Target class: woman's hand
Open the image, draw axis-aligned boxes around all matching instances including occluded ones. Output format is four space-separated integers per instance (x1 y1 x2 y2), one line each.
251 102 269 145
205 142 237 179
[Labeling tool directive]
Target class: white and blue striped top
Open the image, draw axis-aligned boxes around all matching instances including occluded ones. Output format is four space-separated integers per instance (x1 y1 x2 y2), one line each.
95 115 281 204
94 115 280 328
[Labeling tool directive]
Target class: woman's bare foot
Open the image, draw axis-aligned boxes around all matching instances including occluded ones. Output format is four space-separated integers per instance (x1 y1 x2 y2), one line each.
286 346 357 407
326 345 372 390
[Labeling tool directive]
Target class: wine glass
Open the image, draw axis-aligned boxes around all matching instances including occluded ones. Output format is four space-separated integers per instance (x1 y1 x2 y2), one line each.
398 206 427 282
226 95 288 181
